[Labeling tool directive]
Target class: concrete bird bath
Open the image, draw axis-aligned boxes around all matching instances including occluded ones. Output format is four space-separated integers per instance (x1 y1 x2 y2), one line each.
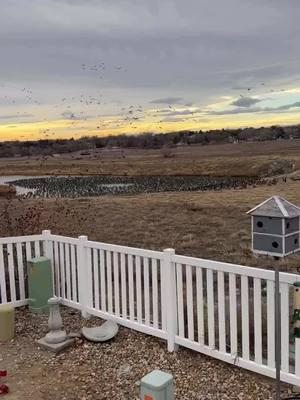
36 297 75 353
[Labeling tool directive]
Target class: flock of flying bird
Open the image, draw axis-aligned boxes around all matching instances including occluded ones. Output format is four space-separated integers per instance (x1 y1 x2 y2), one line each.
0 61 149 138
0 61 290 140
237 82 286 98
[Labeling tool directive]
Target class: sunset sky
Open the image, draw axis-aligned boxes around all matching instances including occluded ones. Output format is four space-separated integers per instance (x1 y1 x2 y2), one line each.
0 0 300 141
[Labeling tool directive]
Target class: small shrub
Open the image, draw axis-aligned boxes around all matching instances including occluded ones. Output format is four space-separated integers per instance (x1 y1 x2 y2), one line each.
161 147 175 158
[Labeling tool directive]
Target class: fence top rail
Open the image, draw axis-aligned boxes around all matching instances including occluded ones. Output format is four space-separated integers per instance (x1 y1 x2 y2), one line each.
47 234 164 259
0 234 43 245
85 239 164 260
49 234 79 246
1 233 299 284
172 254 300 285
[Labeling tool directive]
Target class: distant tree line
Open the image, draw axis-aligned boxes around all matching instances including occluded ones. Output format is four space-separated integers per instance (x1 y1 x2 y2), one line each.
0 124 299 157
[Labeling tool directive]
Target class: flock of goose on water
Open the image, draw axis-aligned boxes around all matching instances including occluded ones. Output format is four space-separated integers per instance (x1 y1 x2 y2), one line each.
8 175 263 198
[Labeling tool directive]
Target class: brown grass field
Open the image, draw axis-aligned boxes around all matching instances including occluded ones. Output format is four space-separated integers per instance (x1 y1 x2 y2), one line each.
1 139 300 177
0 182 300 272
1 140 300 272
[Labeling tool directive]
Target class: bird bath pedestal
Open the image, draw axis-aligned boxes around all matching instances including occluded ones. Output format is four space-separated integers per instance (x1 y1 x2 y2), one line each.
36 297 75 353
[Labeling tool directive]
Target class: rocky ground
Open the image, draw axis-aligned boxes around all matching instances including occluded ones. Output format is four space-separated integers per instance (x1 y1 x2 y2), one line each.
0 185 16 199
0 307 295 400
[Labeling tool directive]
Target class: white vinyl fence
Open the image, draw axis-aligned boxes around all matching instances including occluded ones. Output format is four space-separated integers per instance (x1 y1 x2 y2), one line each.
0 234 44 306
1 230 300 386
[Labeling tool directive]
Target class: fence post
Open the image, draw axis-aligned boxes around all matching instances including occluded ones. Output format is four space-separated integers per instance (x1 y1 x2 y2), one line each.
42 230 52 257
78 235 90 318
163 248 178 352
42 230 54 295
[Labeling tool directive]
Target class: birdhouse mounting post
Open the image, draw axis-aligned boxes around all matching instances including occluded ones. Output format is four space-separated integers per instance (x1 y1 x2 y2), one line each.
274 257 281 400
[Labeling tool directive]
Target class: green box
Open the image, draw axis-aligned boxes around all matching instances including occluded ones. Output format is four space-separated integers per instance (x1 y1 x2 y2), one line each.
140 370 174 400
27 257 53 313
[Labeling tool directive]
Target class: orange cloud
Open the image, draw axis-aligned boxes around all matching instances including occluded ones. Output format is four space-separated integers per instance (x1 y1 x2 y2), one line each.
0 110 299 141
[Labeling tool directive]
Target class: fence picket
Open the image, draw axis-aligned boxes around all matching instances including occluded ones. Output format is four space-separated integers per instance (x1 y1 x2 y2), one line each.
280 282 290 373
59 242 65 299
152 258 158 329
34 241 40 258
186 264 194 341
161 261 167 331
100 249 106 311
106 251 113 313
128 254 134 321
136 255 142 323
7 244 16 302
43 234 54 295
71 244 77 302
176 263 185 338
267 280 275 368
254 278 262 364
196 267 204 345
143 257 150 326
196 268 204 344
65 244 71 300
16 242 25 301
86 247 93 310
54 241 60 297
25 242 32 261
0 244 7 303
218 271 226 353
241 275 250 360
207 269 215 348
229 273 237 356
93 249 99 309
113 252 120 317
120 253 127 318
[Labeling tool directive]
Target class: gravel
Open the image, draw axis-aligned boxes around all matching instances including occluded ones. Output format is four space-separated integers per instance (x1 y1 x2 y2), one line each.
0 307 293 399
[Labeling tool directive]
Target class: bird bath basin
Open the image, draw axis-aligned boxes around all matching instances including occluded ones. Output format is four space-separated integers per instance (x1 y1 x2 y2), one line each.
81 320 119 342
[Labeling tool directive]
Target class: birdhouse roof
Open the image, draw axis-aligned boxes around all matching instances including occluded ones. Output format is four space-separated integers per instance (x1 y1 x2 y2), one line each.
247 196 300 218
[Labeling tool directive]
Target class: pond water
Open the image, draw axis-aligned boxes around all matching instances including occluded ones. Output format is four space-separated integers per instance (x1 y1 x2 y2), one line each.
1 175 261 198
0 175 41 195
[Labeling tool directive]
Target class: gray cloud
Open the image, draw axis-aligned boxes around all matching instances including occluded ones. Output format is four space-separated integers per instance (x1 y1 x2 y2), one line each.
160 109 198 117
162 116 187 122
231 97 262 107
0 114 33 120
210 101 300 115
150 97 184 104
232 85 252 90
276 101 300 111
60 111 82 120
0 0 299 125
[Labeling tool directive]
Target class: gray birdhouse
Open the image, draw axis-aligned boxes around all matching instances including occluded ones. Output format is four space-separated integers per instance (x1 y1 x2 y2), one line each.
247 195 300 257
